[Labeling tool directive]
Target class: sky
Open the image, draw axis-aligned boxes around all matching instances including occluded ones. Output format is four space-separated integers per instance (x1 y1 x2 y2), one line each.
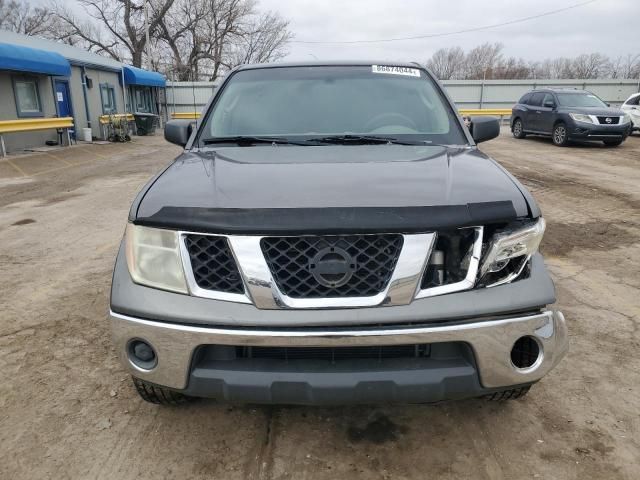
258 0 639 62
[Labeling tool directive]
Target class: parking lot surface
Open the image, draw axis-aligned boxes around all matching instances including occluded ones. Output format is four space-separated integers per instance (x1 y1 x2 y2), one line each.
1 132 639 479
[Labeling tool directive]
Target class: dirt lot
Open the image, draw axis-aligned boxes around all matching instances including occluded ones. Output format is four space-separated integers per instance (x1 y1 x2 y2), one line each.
1 131 639 480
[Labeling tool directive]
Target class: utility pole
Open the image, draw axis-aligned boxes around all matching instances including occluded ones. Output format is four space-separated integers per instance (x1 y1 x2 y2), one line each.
144 0 151 70
479 68 487 109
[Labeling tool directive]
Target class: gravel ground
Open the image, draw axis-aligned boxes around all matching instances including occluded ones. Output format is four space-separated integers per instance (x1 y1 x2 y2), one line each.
0 131 638 480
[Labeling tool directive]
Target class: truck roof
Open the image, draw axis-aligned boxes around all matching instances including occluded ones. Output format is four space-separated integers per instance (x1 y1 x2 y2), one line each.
235 60 424 71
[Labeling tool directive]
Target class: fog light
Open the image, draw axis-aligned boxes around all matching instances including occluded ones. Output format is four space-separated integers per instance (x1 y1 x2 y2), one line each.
128 339 157 370
510 336 540 369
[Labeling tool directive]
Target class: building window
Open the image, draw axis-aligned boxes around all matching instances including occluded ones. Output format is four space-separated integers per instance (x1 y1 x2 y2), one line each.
100 83 117 114
133 87 153 113
13 78 43 117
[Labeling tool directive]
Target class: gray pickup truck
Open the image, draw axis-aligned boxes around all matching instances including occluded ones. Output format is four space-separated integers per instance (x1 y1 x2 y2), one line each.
110 61 568 405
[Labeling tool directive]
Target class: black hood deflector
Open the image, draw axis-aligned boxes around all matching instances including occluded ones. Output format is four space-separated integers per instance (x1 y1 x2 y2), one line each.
135 201 517 234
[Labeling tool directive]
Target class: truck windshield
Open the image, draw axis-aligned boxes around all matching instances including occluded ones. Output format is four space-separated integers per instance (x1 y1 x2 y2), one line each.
199 65 467 146
556 92 607 108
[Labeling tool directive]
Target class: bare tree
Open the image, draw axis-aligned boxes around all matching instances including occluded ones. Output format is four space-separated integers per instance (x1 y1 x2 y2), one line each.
571 53 610 79
154 0 206 80
494 57 530 80
50 0 175 66
426 46 465 80
156 0 291 81
228 11 292 67
0 0 55 36
426 43 640 80
463 42 504 79
609 53 640 79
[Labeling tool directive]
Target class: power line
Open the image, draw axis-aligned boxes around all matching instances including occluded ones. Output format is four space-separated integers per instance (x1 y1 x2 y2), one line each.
289 0 599 45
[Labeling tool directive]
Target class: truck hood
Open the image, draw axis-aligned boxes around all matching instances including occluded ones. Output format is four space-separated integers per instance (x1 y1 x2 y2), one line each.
134 145 531 230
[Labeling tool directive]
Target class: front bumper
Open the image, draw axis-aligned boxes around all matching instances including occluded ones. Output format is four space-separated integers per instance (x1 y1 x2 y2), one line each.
111 309 568 404
568 121 631 140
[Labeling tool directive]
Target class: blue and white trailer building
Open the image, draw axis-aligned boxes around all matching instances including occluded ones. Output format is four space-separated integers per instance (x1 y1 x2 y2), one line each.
0 29 166 154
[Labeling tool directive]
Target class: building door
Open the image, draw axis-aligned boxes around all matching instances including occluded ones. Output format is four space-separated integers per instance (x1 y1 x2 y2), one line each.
55 80 74 140
55 80 72 117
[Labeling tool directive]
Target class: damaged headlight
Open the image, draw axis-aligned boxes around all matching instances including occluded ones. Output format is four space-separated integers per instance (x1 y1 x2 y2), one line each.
125 224 188 294
478 218 545 287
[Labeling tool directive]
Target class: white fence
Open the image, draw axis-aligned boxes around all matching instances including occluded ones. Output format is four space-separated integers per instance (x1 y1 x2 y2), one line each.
163 78 640 117
165 81 218 115
443 79 639 109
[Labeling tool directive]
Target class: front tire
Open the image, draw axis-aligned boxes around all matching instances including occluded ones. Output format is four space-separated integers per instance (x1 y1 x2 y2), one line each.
603 139 623 147
132 377 192 405
512 118 526 139
552 123 569 146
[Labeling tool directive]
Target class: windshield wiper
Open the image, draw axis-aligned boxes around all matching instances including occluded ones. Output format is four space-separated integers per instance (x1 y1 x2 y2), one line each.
202 136 313 146
314 135 423 145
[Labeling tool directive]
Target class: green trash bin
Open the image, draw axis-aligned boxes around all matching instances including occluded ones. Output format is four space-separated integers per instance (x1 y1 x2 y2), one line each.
133 112 158 136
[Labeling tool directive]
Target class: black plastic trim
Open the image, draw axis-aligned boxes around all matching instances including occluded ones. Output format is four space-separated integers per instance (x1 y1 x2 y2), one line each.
133 201 517 234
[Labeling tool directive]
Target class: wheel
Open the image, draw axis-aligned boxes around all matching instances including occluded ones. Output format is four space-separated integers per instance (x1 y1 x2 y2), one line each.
552 123 569 146
132 377 192 405
603 139 623 147
512 118 526 139
484 385 531 401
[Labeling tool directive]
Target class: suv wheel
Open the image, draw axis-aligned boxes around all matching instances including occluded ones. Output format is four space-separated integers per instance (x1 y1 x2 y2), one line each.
603 139 623 147
132 377 192 405
512 118 526 139
552 123 569 146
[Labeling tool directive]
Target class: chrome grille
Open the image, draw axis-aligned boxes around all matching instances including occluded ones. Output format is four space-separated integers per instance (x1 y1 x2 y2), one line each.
184 235 244 294
597 116 620 125
260 234 403 298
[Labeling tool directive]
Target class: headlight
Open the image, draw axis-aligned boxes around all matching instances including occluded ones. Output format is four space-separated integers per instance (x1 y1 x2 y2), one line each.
569 113 594 124
125 224 188 293
479 218 546 287
621 113 631 123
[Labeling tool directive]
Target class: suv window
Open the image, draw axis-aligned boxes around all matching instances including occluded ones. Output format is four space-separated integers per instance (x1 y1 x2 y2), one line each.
624 95 640 106
528 92 545 107
541 93 555 107
518 93 531 104
200 66 467 146
556 92 607 108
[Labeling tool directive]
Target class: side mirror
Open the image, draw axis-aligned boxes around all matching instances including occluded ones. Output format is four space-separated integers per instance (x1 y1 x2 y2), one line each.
470 116 500 143
164 120 195 147
606 102 611 107
543 100 556 109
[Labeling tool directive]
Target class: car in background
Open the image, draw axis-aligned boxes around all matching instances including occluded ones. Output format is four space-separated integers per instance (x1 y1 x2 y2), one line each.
511 88 632 147
621 93 640 134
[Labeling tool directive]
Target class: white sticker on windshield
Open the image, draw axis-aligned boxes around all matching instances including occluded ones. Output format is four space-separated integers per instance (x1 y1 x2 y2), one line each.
372 65 420 77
